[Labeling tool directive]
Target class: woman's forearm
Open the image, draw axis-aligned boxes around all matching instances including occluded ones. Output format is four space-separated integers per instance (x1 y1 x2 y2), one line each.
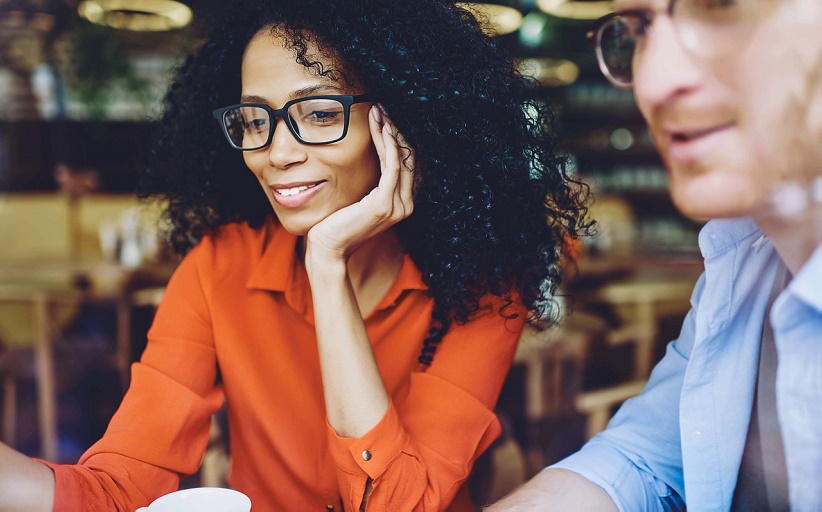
0 441 55 511
306 253 390 439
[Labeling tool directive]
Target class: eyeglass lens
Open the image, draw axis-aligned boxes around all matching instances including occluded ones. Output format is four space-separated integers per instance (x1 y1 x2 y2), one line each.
598 16 642 87
596 0 767 87
222 98 348 149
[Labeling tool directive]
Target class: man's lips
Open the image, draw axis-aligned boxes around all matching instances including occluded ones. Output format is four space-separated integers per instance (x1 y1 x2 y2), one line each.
668 122 735 142
661 122 735 164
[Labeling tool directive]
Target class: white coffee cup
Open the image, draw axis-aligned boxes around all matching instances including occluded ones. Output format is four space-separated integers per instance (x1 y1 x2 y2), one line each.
135 487 251 512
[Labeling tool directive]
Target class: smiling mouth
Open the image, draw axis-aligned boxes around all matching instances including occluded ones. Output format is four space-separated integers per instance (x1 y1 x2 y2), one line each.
274 182 324 197
671 123 734 142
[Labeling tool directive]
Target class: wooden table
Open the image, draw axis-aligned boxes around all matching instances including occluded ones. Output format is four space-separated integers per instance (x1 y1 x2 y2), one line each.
0 283 79 462
0 260 173 461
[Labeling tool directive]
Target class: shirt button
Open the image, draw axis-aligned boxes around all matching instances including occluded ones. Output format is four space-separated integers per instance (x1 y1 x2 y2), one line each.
362 449 373 461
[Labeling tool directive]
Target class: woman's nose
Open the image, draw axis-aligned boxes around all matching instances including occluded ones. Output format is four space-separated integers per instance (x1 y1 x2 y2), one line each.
633 15 704 114
266 117 307 169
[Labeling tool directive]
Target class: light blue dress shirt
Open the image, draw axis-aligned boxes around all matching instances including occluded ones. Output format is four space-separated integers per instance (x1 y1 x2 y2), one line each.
553 217 822 511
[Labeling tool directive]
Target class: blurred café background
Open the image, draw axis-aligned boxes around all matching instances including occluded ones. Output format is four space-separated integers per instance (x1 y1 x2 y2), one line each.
0 0 704 503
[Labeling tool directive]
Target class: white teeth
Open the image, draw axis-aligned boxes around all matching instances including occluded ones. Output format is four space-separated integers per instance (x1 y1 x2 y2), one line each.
276 184 316 196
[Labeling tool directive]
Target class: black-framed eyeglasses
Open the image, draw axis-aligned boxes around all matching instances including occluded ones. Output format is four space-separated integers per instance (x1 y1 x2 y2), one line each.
212 94 374 150
586 0 776 88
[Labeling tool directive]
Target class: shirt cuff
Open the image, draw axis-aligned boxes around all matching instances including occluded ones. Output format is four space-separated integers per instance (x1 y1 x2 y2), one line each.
35 459 123 512
35 459 79 509
550 438 652 512
398 372 500 468
326 400 411 479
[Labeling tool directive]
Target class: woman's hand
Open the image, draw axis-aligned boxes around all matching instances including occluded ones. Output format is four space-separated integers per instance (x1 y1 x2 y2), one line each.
305 104 415 263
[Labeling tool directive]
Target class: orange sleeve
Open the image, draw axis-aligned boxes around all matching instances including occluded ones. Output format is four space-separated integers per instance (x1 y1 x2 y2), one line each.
327 297 525 511
41 239 225 511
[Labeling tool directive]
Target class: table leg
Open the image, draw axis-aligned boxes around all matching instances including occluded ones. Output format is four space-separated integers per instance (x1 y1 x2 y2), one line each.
116 297 131 391
32 294 58 462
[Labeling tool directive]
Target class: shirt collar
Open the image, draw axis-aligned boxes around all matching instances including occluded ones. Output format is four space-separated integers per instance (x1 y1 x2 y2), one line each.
788 242 822 313
246 218 299 293
246 217 428 317
698 217 762 259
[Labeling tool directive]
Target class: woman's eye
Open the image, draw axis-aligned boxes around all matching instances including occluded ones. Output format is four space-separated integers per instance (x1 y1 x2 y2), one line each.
246 118 269 132
306 110 342 123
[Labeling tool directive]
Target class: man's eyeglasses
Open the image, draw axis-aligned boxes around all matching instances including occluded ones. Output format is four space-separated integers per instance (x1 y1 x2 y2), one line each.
212 94 374 150
586 0 776 88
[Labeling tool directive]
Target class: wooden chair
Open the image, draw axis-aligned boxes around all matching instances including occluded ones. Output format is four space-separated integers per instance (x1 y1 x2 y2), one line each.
571 277 696 439
512 312 606 473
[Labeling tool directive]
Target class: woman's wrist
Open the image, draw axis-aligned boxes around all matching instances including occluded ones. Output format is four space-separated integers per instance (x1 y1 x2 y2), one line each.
304 241 348 284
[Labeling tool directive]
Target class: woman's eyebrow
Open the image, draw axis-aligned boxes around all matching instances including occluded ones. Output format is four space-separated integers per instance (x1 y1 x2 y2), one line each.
239 85 345 105
289 84 345 99
240 94 269 104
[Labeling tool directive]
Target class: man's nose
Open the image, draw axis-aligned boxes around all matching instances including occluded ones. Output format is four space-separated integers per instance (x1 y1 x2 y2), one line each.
633 15 704 114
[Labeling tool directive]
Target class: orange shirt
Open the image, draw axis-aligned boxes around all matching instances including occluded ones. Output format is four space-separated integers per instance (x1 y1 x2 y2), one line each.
44 218 524 511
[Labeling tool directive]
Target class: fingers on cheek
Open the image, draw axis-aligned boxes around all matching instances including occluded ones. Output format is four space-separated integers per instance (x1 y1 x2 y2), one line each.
369 105 382 129
382 124 400 166
383 120 396 141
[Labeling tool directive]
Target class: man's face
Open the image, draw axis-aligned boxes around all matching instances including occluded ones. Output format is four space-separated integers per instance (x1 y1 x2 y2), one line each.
627 0 822 220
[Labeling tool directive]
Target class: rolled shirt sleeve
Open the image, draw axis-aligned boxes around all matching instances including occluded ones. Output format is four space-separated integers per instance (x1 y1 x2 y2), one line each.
327 297 524 511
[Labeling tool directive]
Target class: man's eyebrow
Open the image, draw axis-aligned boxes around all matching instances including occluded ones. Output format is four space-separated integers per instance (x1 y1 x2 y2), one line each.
613 0 651 10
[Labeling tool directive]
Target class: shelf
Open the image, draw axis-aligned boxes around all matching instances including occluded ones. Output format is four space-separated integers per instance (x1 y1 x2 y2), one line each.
560 102 643 121
570 146 659 160
0 120 157 193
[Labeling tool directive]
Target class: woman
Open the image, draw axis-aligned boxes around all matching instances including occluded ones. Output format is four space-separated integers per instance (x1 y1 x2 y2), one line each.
0 1 589 510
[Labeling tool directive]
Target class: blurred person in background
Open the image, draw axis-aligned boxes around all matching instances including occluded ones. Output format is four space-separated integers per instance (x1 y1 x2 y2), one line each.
0 1 589 510
489 0 822 510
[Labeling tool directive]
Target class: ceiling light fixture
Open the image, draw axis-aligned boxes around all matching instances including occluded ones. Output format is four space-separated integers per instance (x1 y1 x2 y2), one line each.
458 3 523 36
78 0 193 31
536 0 613 20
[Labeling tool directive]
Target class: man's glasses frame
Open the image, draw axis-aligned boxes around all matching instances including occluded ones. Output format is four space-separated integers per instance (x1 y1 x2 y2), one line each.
585 4 676 89
586 0 774 89
212 94 374 150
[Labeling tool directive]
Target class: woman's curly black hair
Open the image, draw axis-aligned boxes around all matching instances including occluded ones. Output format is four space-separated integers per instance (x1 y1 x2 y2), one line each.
140 0 591 364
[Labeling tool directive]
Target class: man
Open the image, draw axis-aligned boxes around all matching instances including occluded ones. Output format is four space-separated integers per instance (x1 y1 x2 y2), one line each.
489 0 821 510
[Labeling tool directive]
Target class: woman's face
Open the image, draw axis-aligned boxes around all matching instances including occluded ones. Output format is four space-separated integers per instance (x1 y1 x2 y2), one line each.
240 29 380 236
628 0 822 220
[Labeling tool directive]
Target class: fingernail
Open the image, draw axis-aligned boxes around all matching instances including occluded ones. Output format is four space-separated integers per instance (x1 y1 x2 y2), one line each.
371 105 380 122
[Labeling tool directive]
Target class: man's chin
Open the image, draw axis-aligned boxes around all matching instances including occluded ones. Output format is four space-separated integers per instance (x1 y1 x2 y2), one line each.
669 188 747 221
